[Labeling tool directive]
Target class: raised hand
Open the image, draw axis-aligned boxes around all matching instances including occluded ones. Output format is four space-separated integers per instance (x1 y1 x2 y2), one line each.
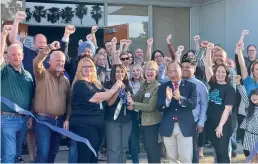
194 35 200 41
111 37 117 44
15 11 27 21
200 41 209 48
207 43 214 50
2 25 13 36
49 41 60 50
120 39 126 46
242 29 249 36
125 40 132 46
166 87 173 102
166 34 172 44
177 45 184 52
147 38 153 46
91 26 98 33
86 34 92 41
65 24 75 35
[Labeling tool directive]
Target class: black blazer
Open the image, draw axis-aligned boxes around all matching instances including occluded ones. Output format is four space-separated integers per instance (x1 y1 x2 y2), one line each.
157 79 197 137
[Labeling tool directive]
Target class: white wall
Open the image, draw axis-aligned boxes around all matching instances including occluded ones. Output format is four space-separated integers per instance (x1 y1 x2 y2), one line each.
199 0 258 57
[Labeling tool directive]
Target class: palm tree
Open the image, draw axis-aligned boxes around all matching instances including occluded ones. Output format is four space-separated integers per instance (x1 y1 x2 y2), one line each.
61 7 74 23
47 7 60 23
75 4 88 25
90 5 103 25
32 6 46 23
26 8 32 22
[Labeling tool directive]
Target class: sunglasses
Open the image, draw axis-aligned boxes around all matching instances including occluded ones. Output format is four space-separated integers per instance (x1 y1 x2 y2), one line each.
120 57 129 61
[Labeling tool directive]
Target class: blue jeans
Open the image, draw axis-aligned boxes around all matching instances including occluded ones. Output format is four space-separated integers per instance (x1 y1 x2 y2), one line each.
1 115 28 163
68 140 78 163
35 114 63 163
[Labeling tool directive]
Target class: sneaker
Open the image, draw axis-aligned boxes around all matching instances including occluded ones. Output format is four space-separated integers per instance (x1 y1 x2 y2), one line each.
231 151 237 158
18 156 25 163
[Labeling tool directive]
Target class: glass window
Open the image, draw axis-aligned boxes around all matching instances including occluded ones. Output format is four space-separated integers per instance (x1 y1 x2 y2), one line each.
107 5 148 52
25 1 104 27
1 0 23 21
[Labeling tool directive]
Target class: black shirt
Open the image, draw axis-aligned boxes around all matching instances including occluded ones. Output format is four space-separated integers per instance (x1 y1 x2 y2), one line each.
207 81 235 122
104 81 132 124
70 80 105 128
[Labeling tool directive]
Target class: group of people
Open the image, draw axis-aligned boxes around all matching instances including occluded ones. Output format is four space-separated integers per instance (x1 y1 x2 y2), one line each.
1 11 258 163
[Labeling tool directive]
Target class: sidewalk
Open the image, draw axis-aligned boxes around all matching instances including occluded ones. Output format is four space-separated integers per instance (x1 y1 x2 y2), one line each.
21 143 246 163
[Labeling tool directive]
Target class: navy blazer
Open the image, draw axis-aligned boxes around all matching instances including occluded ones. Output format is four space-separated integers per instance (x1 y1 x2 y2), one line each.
157 79 197 137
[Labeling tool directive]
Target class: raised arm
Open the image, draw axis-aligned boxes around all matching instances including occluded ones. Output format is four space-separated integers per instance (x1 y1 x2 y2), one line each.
111 50 122 65
62 25 75 62
91 26 98 49
174 45 184 63
194 35 200 50
236 42 248 80
9 11 26 44
146 38 153 61
33 41 60 79
204 43 214 82
166 34 176 61
1 25 13 65
123 40 132 52
119 39 126 53
235 30 249 74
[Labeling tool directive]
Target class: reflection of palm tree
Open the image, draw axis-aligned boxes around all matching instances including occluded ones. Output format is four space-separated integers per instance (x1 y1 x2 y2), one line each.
32 6 46 23
26 8 32 22
75 4 88 25
90 5 103 25
47 7 60 23
61 7 74 23
7 0 22 15
1 4 10 20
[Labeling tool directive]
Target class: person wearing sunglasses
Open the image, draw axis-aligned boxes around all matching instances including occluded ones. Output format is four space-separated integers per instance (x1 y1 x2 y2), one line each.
120 52 130 69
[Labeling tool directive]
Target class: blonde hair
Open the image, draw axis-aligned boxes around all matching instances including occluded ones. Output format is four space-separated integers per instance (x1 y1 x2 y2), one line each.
93 53 106 65
130 64 144 81
144 61 159 72
72 57 102 90
143 61 159 79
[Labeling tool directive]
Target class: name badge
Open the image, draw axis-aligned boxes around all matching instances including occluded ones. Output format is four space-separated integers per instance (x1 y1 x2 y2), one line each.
145 93 151 98
99 102 103 109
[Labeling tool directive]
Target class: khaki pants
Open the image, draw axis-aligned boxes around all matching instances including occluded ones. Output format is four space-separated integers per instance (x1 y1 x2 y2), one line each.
163 123 193 163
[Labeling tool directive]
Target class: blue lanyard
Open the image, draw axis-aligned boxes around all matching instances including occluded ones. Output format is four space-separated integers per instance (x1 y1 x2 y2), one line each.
118 89 127 104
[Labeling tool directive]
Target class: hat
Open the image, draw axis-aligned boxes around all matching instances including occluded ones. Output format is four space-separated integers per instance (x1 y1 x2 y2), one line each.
78 41 95 56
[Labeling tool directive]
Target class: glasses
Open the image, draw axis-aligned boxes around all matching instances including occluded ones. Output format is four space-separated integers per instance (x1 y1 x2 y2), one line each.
120 57 129 61
83 65 93 68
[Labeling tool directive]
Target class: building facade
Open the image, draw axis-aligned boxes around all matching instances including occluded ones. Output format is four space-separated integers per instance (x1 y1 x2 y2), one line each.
1 0 258 57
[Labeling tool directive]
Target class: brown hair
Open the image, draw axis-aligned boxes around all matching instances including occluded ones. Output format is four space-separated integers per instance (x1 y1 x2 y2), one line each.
211 63 230 83
110 64 129 87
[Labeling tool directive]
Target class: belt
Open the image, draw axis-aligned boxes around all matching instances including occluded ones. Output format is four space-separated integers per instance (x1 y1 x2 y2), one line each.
37 113 61 120
1 111 25 117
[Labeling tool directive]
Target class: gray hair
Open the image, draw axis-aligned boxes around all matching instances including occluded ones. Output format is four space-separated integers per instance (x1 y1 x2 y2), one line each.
7 43 23 55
